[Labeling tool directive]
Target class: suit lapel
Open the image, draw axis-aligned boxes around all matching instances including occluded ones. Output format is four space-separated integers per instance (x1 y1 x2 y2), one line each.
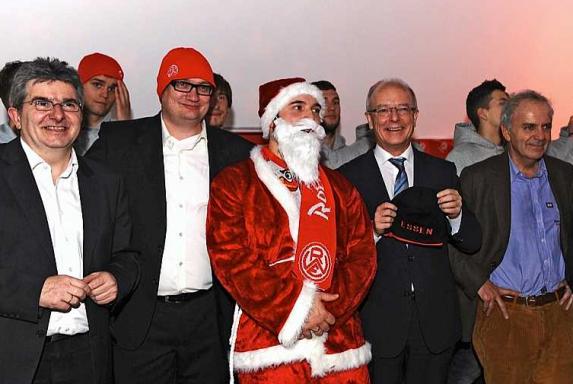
362 150 390 216
135 114 166 187
413 148 429 187
0 140 55 264
127 115 167 230
545 156 569 257
491 153 511 245
206 126 226 181
77 158 100 273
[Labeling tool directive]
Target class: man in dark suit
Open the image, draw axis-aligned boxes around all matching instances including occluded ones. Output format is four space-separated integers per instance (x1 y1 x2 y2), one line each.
88 47 253 383
0 58 139 384
339 78 481 384
450 90 573 383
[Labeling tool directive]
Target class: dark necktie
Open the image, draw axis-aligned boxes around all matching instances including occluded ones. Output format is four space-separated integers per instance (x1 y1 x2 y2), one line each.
389 157 408 196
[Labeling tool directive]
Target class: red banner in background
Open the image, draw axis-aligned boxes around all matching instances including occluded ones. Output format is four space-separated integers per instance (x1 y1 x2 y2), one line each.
413 139 453 159
235 131 454 160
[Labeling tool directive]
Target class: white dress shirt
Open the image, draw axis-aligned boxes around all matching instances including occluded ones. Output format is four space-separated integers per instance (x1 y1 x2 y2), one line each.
157 116 212 295
21 139 88 336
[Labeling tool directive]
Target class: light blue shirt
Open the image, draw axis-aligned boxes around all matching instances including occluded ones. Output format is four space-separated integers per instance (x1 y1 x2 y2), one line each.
490 158 565 296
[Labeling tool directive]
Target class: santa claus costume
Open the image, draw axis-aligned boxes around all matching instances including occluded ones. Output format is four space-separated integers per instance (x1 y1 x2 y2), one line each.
207 78 376 383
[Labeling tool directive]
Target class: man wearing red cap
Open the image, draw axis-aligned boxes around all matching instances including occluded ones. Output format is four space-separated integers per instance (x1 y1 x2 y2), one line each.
207 78 376 383
88 47 253 383
75 52 132 155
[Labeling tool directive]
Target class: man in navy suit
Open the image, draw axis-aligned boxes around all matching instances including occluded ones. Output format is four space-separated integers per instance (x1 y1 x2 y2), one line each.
339 78 481 384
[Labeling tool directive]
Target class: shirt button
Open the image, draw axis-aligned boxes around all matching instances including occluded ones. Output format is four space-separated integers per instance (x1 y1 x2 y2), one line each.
179 204 183 208
178 232 183 237
68 267 73 272
179 262 183 266
179 176 184 180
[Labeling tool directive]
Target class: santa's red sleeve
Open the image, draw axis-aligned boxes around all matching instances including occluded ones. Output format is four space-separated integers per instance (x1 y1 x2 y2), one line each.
207 162 316 347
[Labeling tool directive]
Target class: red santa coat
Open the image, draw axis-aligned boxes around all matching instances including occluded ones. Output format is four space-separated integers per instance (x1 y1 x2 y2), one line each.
207 146 377 377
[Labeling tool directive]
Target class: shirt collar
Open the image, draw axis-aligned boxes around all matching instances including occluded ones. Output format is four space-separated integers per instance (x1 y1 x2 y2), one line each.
508 155 547 181
160 114 208 151
374 143 414 165
20 138 79 179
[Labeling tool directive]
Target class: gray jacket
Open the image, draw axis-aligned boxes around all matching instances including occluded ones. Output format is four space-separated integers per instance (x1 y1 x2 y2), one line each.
321 123 374 169
446 122 504 176
547 127 573 164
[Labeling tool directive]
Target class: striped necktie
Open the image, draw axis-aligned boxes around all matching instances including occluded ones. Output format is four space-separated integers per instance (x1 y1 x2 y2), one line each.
389 157 408 196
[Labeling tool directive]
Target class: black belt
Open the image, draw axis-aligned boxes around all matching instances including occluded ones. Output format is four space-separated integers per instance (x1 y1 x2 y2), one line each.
45 332 89 343
501 286 566 307
157 289 210 303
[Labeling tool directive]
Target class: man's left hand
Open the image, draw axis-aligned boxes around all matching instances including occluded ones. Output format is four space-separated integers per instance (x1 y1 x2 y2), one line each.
559 282 573 310
114 80 132 121
437 188 462 219
83 272 118 305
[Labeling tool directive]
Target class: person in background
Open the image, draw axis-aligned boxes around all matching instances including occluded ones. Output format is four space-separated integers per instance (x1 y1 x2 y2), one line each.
0 60 24 143
74 52 132 155
206 73 232 129
446 78 508 384
311 80 372 168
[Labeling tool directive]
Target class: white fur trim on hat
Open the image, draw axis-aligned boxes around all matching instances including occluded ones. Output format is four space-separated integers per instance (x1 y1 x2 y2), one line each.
260 82 325 139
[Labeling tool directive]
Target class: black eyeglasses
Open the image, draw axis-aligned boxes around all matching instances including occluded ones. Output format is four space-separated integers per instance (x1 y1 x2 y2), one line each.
170 80 213 96
23 97 82 112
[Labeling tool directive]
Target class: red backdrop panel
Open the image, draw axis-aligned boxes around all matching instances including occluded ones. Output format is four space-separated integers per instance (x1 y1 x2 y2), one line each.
235 131 454 159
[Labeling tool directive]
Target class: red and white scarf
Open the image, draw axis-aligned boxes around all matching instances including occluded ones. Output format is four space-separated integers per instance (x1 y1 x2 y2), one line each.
262 147 336 290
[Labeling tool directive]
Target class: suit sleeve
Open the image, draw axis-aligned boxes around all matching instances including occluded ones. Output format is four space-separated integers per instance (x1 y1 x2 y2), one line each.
322 181 377 324
447 164 482 254
0 266 46 323
102 176 140 310
207 166 313 347
449 169 490 298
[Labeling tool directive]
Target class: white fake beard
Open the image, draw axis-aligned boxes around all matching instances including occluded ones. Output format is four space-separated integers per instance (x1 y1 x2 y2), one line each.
272 118 326 185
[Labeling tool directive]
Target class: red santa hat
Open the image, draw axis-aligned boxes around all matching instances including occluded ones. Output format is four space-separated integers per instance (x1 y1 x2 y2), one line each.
78 53 124 84
258 77 325 139
156 47 214 98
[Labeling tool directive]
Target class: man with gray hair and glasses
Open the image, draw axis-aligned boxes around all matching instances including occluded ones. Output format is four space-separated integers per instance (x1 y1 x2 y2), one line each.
340 78 481 384
0 57 139 383
450 90 573 383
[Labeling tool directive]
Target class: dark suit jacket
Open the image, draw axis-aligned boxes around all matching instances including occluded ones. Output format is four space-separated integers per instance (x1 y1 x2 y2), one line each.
450 152 573 338
339 148 481 358
0 140 139 384
87 114 254 350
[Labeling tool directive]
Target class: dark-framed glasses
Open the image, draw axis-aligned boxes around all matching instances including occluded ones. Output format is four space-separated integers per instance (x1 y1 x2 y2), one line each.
24 97 82 112
368 104 417 119
170 80 213 96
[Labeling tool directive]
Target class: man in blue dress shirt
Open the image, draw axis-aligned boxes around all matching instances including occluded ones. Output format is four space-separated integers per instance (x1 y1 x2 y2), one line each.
451 90 573 383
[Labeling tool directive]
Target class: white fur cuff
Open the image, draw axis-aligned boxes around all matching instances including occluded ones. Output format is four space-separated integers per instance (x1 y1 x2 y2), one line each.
278 280 317 347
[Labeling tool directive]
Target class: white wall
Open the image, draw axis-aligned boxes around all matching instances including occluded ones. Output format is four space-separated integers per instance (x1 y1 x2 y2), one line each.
1 0 572 140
